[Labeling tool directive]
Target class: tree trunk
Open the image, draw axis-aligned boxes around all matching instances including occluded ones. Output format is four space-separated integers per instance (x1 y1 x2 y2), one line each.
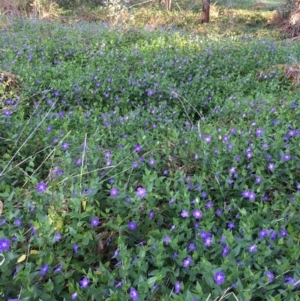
201 0 210 23
165 0 172 11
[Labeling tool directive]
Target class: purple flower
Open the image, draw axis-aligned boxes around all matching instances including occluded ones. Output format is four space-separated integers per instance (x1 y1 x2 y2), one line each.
228 222 235 229
149 158 155 165
204 135 211 143
128 221 137 231
249 244 258 253
115 280 123 288
280 229 287 237
269 229 277 240
149 211 155 219
0 238 10 252
30 225 37 236
181 210 189 218
115 260 122 267
288 129 296 136
54 232 62 242
15 219 22 227
249 192 256 201
134 144 142 153
169 198 175 204
110 187 119 197
266 270 275 283
54 264 62 273
192 209 202 219
220 234 226 245
3 109 11 116
174 281 181 294
73 243 78 253
242 190 250 198
205 201 213 209
40 264 49 276
147 89 154 96
36 182 47 193
183 257 192 268
201 191 208 199
222 246 230 257
112 248 119 259
163 235 172 245
91 217 100 227
75 158 82 166
79 277 90 288
129 287 139 301
259 229 268 239
214 271 226 285
285 277 299 289
71 292 78 300
216 209 222 216
136 187 147 199
61 142 69 151
242 190 256 201
204 237 213 247
256 128 263 137
263 195 269 201
189 243 196 251
268 163 275 171
55 169 63 176
246 152 252 159
199 231 211 240
283 153 291 161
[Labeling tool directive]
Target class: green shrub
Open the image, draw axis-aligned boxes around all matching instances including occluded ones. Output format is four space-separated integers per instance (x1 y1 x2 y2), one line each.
0 18 300 301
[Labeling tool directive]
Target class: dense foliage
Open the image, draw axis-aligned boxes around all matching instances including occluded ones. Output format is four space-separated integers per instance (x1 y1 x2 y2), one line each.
0 17 300 300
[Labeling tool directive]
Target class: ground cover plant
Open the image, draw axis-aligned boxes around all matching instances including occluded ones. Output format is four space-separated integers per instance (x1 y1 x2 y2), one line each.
1 1 300 300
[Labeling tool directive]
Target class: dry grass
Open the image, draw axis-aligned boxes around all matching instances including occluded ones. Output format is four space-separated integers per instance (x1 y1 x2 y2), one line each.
287 8 300 36
0 0 31 16
0 0 284 38
31 0 65 20
272 0 300 37
0 70 19 90
271 8 300 37
0 16 10 30
0 70 20 106
0 0 64 20
252 1 267 10
258 63 300 88
283 64 300 87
